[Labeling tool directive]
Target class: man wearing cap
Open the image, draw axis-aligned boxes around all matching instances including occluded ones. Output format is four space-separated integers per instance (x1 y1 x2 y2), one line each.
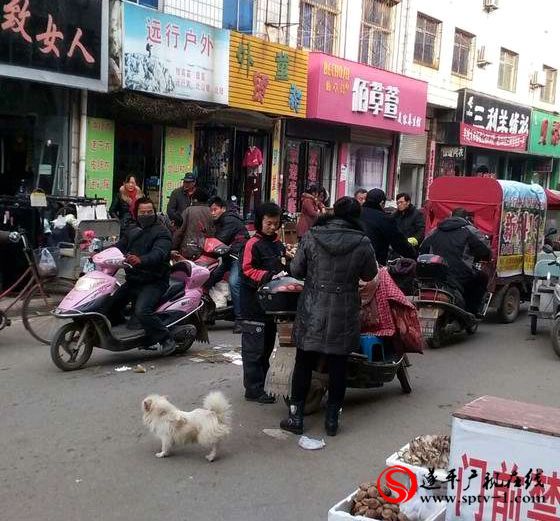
167 174 196 226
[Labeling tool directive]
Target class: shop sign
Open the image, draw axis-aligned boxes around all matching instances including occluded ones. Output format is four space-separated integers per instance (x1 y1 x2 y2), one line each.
0 0 108 91
85 118 115 204
529 109 560 158
162 126 194 208
440 146 465 160
228 32 308 117
497 181 545 277
285 142 300 214
122 3 229 104
307 53 427 134
458 90 531 152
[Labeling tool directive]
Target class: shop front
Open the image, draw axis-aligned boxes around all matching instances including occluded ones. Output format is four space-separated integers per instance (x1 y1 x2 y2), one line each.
304 52 427 208
0 0 108 197
89 1 229 210
528 109 560 189
437 90 535 183
193 31 308 217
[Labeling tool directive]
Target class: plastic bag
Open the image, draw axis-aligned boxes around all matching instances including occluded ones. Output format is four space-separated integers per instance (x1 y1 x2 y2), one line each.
399 472 445 521
38 248 57 278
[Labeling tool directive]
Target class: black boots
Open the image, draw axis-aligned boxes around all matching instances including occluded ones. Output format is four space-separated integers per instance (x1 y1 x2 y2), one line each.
325 404 342 436
280 401 305 435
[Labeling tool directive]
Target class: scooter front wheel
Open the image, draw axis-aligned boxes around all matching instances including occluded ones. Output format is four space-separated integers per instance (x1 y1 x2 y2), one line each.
51 322 94 371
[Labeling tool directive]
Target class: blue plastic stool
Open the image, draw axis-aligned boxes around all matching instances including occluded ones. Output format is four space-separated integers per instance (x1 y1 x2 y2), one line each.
359 335 384 362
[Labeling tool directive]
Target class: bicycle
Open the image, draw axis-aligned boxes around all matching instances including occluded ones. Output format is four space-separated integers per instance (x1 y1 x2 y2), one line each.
0 230 74 345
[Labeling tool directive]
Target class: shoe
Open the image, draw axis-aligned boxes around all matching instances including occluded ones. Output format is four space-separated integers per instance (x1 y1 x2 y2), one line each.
325 404 342 436
280 401 304 435
233 321 242 334
158 338 176 356
245 392 276 404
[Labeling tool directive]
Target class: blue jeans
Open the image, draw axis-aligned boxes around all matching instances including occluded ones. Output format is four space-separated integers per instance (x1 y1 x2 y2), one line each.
229 259 242 320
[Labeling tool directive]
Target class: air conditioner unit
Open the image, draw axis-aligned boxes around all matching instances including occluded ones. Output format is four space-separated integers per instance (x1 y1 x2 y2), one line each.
477 46 491 67
483 0 499 11
530 70 547 89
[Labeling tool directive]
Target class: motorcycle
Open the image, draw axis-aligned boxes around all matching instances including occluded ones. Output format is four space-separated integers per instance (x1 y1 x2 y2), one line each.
413 254 485 348
195 238 236 324
50 247 209 371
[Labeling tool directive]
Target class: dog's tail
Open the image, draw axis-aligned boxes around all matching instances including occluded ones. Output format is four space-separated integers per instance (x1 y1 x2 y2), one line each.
203 391 232 427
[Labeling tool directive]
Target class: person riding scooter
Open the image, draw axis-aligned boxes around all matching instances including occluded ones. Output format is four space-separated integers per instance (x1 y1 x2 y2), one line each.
419 208 491 317
111 197 176 355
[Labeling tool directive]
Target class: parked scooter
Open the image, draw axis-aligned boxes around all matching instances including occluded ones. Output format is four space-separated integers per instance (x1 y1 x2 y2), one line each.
413 254 486 348
50 247 209 371
539 245 560 358
195 238 236 324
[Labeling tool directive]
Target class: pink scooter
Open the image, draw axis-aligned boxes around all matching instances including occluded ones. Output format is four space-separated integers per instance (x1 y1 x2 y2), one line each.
50 247 210 371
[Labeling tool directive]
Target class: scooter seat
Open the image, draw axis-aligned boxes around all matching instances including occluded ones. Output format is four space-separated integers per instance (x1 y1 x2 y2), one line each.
161 280 184 303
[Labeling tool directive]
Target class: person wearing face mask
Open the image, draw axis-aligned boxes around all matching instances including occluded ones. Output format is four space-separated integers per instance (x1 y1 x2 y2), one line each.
110 197 175 355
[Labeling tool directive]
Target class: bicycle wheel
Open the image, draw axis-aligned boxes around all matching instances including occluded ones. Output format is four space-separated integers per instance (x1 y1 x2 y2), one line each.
22 279 75 345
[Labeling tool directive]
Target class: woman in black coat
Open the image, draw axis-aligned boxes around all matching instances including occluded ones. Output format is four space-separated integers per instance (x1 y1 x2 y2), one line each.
280 197 378 436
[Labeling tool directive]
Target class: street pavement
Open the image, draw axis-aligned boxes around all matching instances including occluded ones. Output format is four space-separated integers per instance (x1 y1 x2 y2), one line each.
0 310 558 521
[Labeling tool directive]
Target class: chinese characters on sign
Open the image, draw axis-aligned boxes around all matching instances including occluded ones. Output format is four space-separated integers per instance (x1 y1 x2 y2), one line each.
228 32 308 117
307 53 427 135
123 3 229 104
458 90 531 152
85 118 115 204
285 143 300 214
0 0 106 90
162 126 194 208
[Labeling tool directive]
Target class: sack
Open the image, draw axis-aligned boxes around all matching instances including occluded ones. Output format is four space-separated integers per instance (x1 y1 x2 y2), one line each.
38 248 58 278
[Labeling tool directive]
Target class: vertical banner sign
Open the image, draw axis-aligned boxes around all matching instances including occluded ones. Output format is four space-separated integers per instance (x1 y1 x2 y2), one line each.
85 118 115 204
162 127 194 208
270 119 282 203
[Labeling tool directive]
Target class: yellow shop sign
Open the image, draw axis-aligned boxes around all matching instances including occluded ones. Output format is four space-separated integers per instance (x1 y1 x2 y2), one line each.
229 32 308 117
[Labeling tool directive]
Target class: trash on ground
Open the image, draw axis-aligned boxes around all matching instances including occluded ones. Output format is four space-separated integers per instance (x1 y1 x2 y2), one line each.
189 357 204 363
114 366 132 372
231 359 243 366
263 428 290 440
133 364 146 373
75 479 82 484
298 435 326 450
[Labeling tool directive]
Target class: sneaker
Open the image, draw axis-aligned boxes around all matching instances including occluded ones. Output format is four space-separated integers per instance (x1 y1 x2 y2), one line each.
158 338 176 356
245 392 276 404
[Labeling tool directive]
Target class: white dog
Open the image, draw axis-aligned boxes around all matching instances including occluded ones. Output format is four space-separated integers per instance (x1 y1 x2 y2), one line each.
142 392 232 461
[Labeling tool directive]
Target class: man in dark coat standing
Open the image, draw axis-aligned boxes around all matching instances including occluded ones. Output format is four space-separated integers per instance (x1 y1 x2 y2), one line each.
393 192 425 249
280 197 378 437
166 173 196 226
361 189 416 265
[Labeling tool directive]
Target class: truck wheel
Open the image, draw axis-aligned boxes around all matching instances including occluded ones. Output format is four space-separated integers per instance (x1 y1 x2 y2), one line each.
551 319 560 358
530 315 538 336
499 286 520 324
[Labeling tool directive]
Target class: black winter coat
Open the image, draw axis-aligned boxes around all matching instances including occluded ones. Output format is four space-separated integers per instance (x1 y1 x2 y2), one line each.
393 205 425 243
291 218 378 355
361 205 416 265
215 211 249 256
419 217 491 290
166 188 192 225
115 222 172 285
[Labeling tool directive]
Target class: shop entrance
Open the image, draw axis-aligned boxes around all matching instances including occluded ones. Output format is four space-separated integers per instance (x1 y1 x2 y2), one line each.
0 116 33 196
283 139 333 214
114 123 162 209
399 164 424 205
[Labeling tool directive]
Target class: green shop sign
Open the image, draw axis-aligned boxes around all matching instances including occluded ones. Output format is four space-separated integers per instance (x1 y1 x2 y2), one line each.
529 109 560 157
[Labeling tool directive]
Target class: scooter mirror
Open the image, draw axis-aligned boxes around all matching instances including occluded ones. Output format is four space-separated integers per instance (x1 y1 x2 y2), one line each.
546 228 558 237
543 244 554 254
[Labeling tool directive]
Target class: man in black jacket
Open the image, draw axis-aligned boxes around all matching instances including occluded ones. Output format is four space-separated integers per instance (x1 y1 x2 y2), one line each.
112 197 175 355
394 192 425 249
208 196 250 330
361 188 416 265
166 173 196 226
420 208 491 315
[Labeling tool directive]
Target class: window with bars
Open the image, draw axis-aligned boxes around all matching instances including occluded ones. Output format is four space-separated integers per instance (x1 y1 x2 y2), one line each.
414 13 441 68
298 0 340 55
359 0 395 69
498 48 518 92
163 0 224 28
452 29 474 78
127 0 158 7
541 66 557 104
